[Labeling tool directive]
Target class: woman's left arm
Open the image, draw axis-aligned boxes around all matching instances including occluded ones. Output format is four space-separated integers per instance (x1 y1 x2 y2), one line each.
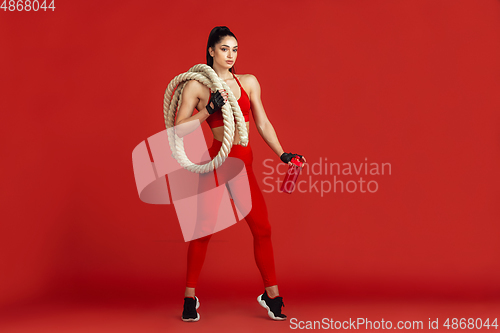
246 74 306 165
246 74 286 158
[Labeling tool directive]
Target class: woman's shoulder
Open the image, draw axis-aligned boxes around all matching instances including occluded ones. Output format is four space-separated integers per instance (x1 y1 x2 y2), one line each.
184 79 210 96
235 73 258 82
235 73 260 92
184 79 208 90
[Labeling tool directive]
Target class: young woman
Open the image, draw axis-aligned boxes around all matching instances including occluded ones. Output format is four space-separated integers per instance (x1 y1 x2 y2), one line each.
175 26 306 322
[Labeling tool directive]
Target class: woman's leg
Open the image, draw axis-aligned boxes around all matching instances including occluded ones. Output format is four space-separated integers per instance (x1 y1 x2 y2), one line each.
185 147 222 294
238 154 286 319
225 143 279 291
242 166 279 290
186 233 212 295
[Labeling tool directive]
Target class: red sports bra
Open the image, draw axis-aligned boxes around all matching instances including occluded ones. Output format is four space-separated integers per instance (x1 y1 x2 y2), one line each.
205 72 251 128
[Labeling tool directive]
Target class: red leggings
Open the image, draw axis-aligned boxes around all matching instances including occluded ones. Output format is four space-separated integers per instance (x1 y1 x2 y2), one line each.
186 138 278 288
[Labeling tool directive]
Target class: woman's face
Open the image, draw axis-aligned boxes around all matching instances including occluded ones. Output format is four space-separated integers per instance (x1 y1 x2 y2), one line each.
210 36 238 70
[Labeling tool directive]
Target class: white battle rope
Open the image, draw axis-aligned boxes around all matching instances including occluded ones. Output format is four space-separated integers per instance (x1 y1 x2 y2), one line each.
163 64 249 173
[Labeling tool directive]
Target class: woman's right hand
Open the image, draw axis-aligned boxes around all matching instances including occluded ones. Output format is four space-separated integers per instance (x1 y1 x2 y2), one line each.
206 89 228 114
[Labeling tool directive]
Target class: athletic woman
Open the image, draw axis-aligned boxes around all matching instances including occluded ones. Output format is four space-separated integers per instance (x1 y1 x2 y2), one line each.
174 26 306 322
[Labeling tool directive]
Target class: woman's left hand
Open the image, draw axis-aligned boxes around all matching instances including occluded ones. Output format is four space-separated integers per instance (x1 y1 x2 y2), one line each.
281 152 306 166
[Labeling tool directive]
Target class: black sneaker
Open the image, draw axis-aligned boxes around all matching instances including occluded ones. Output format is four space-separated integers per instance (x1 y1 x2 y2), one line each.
257 290 287 320
181 296 200 322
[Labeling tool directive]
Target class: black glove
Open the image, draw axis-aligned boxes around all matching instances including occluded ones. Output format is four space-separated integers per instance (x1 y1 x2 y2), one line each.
280 152 303 164
206 90 225 115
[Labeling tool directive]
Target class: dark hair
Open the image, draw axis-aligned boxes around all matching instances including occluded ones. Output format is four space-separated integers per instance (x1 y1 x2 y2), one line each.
206 26 238 73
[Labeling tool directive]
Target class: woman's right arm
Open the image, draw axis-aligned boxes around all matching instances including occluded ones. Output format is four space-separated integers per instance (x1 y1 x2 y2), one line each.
174 81 211 137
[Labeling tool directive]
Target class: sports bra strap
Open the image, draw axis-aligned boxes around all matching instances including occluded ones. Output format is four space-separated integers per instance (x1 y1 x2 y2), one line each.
232 72 243 88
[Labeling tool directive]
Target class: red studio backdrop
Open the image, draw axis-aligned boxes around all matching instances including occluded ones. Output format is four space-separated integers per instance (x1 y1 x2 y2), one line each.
1 0 499 331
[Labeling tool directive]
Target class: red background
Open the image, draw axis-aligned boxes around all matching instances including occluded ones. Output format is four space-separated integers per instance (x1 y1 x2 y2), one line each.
1 0 499 331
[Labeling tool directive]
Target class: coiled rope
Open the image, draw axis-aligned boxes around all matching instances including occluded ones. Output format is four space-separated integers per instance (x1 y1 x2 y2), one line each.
163 64 249 174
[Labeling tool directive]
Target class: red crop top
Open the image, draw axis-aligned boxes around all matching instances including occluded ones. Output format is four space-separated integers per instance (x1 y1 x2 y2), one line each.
205 72 251 128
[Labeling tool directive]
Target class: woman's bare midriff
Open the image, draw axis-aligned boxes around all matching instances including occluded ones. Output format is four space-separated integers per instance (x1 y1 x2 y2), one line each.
210 122 250 145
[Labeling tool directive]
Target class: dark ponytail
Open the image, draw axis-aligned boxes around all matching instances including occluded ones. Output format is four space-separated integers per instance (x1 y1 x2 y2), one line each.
206 26 238 73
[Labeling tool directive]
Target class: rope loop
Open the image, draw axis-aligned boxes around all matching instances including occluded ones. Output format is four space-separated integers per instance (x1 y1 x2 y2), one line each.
163 64 249 173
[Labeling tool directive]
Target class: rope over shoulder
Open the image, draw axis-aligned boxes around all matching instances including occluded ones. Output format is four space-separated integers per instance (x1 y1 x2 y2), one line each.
163 64 249 174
